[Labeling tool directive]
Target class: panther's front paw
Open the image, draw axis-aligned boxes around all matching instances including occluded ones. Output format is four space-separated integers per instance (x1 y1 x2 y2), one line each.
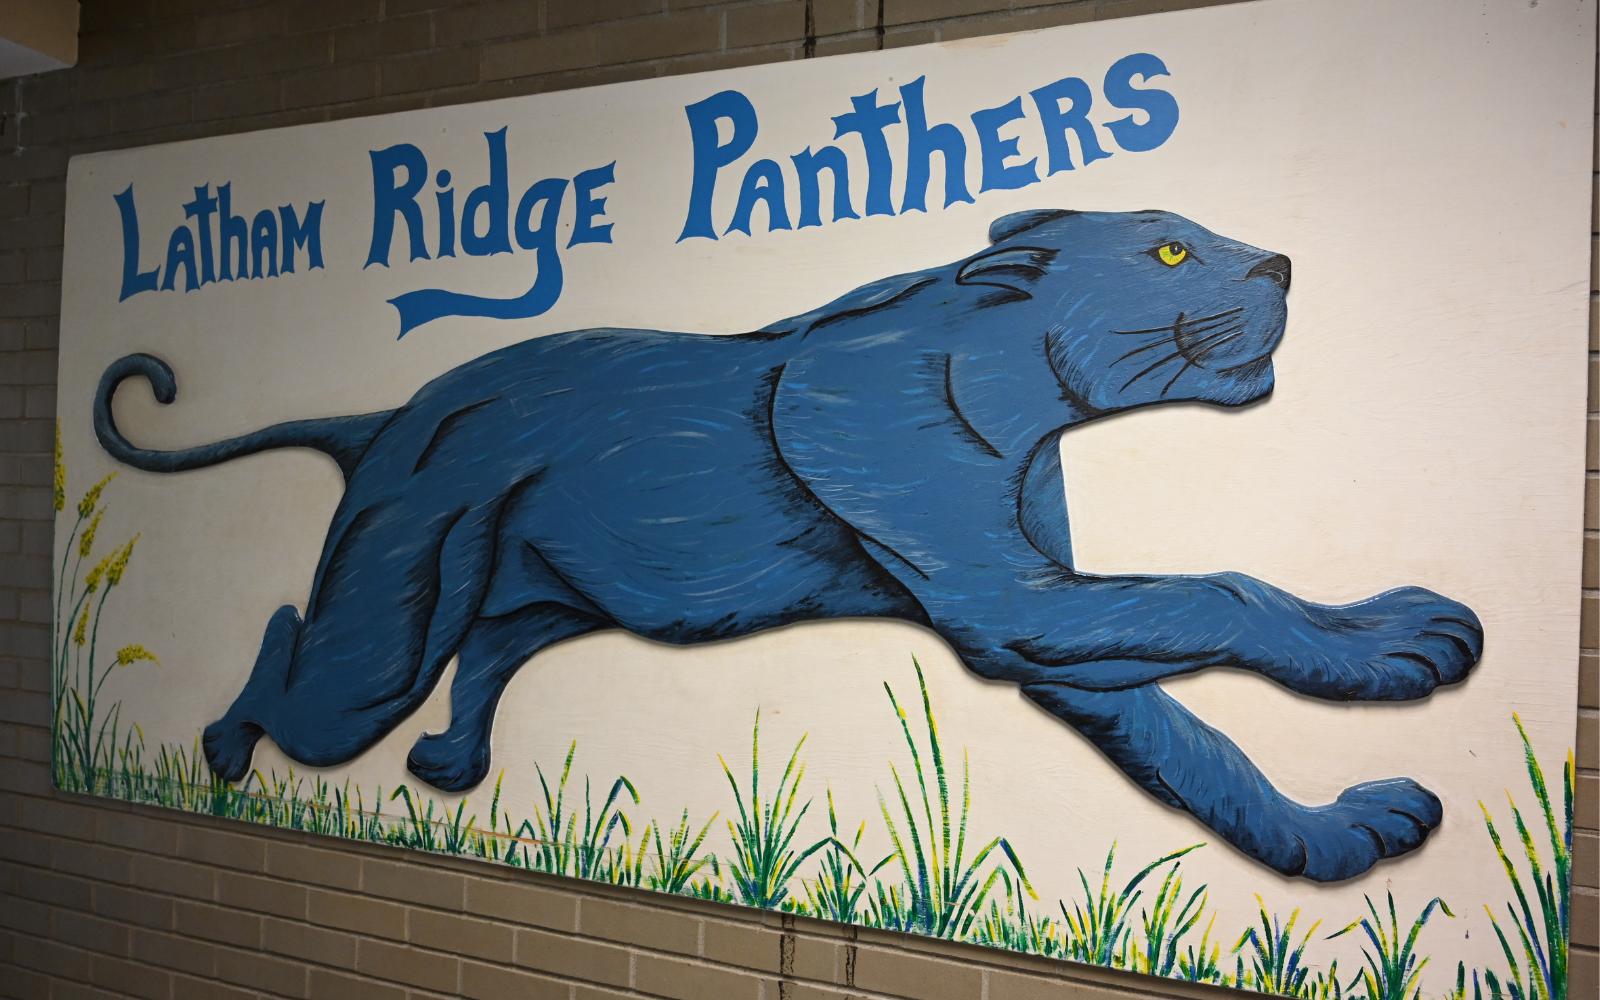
202 717 263 783
1292 778 1442 882
406 731 491 793
1276 587 1482 700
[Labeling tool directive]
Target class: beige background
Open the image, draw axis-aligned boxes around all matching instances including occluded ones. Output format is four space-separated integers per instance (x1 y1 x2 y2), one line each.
52 0 1592 988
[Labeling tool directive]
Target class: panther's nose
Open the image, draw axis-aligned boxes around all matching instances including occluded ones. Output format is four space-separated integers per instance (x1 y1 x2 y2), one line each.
1245 254 1291 292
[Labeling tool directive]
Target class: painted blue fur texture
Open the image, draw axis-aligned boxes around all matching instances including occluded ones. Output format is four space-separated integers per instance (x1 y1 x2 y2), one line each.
94 210 1482 882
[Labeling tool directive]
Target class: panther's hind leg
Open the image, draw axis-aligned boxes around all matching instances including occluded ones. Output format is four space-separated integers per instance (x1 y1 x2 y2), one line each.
1023 682 1442 881
203 498 503 781
407 604 605 792
202 604 300 781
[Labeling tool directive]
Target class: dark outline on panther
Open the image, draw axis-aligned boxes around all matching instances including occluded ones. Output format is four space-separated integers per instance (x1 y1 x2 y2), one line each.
94 209 1482 882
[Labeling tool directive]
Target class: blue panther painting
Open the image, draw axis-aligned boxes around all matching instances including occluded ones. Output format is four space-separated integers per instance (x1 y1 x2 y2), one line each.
93 209 1481 882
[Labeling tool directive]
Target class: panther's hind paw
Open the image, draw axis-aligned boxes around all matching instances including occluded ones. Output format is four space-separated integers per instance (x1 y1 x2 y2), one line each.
1292 777 1442 882
201 717 263 783
406 731 491 793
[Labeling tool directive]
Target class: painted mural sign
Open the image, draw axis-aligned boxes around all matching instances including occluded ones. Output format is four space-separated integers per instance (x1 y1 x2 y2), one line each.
53 1 1588 995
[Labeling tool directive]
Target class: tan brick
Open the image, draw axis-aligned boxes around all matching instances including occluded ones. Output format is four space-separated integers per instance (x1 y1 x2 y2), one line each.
217 945 310 998
727 1 808 49
464 876 577 930
988 968 1128 1000
941 6 1098 41
1592 355 1599 412
813 0 867 35
854 945 983 999
129 854 215 901
179 827 266 872
192 77 282 123
174 973 264 1000
54 842 133 885
54 911 130 957
19 797 95 841
882 26 938 49
702 919 784 973
1578 832 1599 890
790 933 847 983
0 828 50 866
97 812 179 856
381 48 481 96
634 953 764 1000
264 915 359 969
238 30 334 77
266 842 362 891
1573 947 1598 1000
461 960 569 1000
1590 294 1597 351
1099 0 1253 18
1580 774 1598 827
356 938 460 992
1587 534 1598 589
0 964 48 1000
580 896 699 955
151 47 244 91
195 4 287 47
361 858 465 910
91 953 173 1000
1583 651 1599 708
175 901 261 949
1589 476 1598 531
17 867 92 910
435 0 543 45
94 884 175 929
217 870 309 920
547 0 662 30
884 0 1010 26
408 907 514 963
308 968 408 1000
335 16 433 62
1575 888 1598 947
12 936 94 981
0 894 50 934
284 63 379 110
1586 593 1599 649
309 888 407 940
597 10 721 64
1582 712 1599 771
777 985 859 1000
514 926 629 987
132 928 216 978
812 34 879 57
483 31 601 80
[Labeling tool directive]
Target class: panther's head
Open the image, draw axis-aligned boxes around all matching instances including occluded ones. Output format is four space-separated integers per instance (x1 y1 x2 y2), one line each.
965 209 1290 413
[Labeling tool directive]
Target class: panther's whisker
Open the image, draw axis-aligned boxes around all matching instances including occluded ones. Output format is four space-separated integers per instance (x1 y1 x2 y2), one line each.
1120 348 1186 392
1159 360 1195 398
1193 331 1245 361
1178 323 1245 354
1112 305 1242 336
1113 337 1177 364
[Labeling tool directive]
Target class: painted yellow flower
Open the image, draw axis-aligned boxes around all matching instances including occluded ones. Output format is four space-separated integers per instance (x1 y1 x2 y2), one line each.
79 508 104 560
77 472 116 520
114 645 159 668
106 535 139 588
73 606 87 646
53 421 64 514
84 553 112 594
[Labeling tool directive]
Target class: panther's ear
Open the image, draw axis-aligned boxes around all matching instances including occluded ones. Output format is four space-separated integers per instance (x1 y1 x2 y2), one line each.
956 246 1059 301
988 209 1076 244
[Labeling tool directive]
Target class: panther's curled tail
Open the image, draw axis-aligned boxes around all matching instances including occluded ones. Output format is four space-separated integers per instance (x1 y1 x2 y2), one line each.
95 354 395 482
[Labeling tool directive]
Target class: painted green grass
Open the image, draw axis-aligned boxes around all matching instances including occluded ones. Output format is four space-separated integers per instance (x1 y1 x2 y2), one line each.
49 443 1575 1000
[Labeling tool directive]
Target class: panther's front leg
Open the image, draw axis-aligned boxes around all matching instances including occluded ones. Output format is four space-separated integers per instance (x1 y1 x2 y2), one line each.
1020 681 1442 881
945 571 1482 702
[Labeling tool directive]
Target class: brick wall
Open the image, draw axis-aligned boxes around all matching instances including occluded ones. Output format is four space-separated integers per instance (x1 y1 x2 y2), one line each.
0 2 1594 999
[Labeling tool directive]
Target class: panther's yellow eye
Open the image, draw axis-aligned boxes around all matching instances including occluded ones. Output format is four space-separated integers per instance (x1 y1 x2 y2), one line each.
1157 243 1188 266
